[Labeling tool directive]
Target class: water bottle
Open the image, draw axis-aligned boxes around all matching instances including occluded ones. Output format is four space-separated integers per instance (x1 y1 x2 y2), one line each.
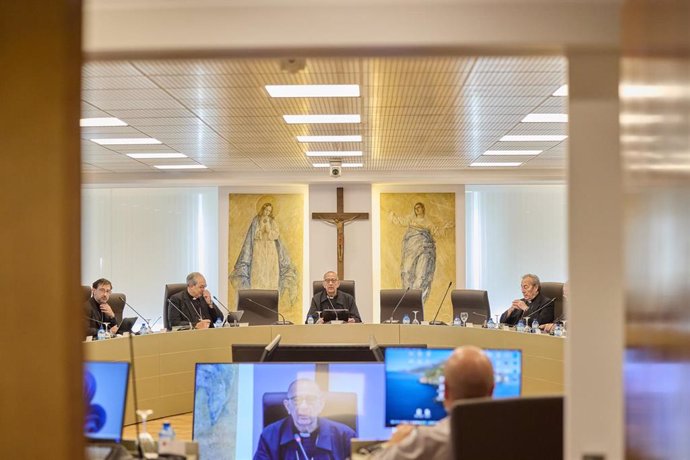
139 323 149 335
531 319 539 333
307 315 314 325
516 318 525 332
158 421 175 451
453 315 461 326
215 317 224 328
402 314 411 325
554 323 563 337
486 317 495 329
97 324 107 341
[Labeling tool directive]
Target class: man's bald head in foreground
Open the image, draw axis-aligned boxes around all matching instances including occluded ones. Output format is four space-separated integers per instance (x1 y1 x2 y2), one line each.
443 346 495 409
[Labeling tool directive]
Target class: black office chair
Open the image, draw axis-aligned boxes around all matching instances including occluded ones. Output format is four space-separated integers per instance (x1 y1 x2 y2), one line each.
451 396 563 460
237 289 279 325
451 289 490 324
109 293 126 324
163 283 186 330
312 280 355 299
540 282 564 322
81 285 92 304
262 391 358 432
380 289 424 323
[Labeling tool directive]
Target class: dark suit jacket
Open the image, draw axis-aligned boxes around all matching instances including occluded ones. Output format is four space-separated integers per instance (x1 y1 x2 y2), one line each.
84 297 118 338
500 291 554 326
306 290 362 323
168 289 223 329
253 417 356 460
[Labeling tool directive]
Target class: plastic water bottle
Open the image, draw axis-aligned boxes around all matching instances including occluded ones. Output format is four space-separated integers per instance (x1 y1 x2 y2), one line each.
453 315 461 326
139 323 149 335
402 314 411 325
158 421 175 451
307 315 314 325
97 325 107 341
215 317 224 328
554 323 563 337
516 318 525 332
486 317 495 329
531 319 539 334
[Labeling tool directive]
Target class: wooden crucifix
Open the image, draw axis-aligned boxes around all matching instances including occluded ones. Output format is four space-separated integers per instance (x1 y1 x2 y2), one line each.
312 187 369 279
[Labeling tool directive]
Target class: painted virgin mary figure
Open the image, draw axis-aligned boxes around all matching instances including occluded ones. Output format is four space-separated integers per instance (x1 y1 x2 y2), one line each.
389 202 452 302
230 201 297 302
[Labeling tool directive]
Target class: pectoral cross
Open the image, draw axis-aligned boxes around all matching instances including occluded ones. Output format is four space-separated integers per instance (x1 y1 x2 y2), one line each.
312 187 369 279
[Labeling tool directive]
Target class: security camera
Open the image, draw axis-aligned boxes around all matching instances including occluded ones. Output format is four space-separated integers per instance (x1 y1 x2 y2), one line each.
280 58 306 74
329 160 342 178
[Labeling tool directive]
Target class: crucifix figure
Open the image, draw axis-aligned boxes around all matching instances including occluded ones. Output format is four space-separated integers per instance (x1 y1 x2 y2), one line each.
312 187 369 279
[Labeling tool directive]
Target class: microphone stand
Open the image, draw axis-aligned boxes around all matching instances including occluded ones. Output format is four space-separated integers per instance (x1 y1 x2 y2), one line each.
383 287 411 324
246 298 293 325
429 282 453 325
521 297 556 328
119 296 152 332
212 295 234 327
167 299 194 330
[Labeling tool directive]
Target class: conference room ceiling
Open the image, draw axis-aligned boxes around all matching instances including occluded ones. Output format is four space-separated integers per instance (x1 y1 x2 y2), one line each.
81 55 568 184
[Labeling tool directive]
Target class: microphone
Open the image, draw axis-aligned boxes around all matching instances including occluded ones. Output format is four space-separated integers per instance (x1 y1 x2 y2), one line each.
293 434 310 460
85 316 110 327
119 296 151 331
429 282 453 325
212 295 232 326
384 287 411 324
326 296 340 322
167 299 194 330
521 297 556 325
246 298 293 325
149 317 161 328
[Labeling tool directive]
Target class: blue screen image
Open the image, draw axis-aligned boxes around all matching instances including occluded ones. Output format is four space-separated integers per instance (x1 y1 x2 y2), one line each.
83 361 129 442
384 348 522 426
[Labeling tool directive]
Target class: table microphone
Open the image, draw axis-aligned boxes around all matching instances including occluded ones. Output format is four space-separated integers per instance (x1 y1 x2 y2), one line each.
521 297 556 324
167 299 194 330
429 282 453 325
293 434 310 460
119 296 152 331
212 295 232 326
246 298 293 325
384 287 411 324
85 316 110 327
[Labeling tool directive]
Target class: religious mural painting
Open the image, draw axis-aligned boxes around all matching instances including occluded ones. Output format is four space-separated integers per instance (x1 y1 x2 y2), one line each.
228 194 303 323
380 193 456 322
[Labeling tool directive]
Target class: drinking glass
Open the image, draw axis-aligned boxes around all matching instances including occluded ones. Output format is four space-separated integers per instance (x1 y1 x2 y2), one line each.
460 311 469 326
494 314 500 327
135 409 156 455
317 311 323 323
412 311 420 325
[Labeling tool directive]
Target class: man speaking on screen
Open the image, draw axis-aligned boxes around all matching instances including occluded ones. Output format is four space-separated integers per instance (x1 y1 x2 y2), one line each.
254 379 356 460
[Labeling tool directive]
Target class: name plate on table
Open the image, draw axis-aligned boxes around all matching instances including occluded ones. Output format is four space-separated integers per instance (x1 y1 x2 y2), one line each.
466 322 474 328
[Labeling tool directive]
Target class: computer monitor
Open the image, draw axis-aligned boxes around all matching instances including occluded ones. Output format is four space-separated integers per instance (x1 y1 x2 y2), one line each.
83 361 130 443
384 347 522 426
193 362 392 459
232 344 427 363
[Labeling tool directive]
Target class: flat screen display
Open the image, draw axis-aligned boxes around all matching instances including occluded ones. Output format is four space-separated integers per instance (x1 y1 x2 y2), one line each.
83 361 130 443
384 348 522 426
193 362 392 460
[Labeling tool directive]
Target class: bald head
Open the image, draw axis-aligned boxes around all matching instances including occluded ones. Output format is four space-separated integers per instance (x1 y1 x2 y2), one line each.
443 346 494 409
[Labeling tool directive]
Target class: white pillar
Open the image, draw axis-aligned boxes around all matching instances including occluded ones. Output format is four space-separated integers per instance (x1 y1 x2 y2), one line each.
566 51 623 460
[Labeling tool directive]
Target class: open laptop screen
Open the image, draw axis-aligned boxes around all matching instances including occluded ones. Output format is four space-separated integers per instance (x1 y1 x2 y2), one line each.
83 361 130 443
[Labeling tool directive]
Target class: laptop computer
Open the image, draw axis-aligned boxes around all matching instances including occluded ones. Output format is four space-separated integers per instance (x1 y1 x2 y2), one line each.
115 317 137 335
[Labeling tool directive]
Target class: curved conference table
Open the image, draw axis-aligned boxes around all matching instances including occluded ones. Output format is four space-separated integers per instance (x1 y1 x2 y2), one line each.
84 324 564 424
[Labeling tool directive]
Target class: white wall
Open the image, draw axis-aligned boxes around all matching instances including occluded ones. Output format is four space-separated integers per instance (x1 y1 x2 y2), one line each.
465 185 568 318
82 187 219 329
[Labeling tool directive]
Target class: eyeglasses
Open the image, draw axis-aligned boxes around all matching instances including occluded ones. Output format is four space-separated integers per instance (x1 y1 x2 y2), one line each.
324 279 338 284
288 395 320 406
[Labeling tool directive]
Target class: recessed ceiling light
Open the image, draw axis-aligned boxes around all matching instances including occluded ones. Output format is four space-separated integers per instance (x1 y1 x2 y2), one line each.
266 85 360 98
91 138 162 145
154 164 207 170
470 162 522 167
521 114 568 123
483 150 542 156
283 114 361 124
499 135 567 142
80 117 128 127
312 163 363 168
306 151 362 157
553 85 568 96
297 135 362 143
127 153 187 159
